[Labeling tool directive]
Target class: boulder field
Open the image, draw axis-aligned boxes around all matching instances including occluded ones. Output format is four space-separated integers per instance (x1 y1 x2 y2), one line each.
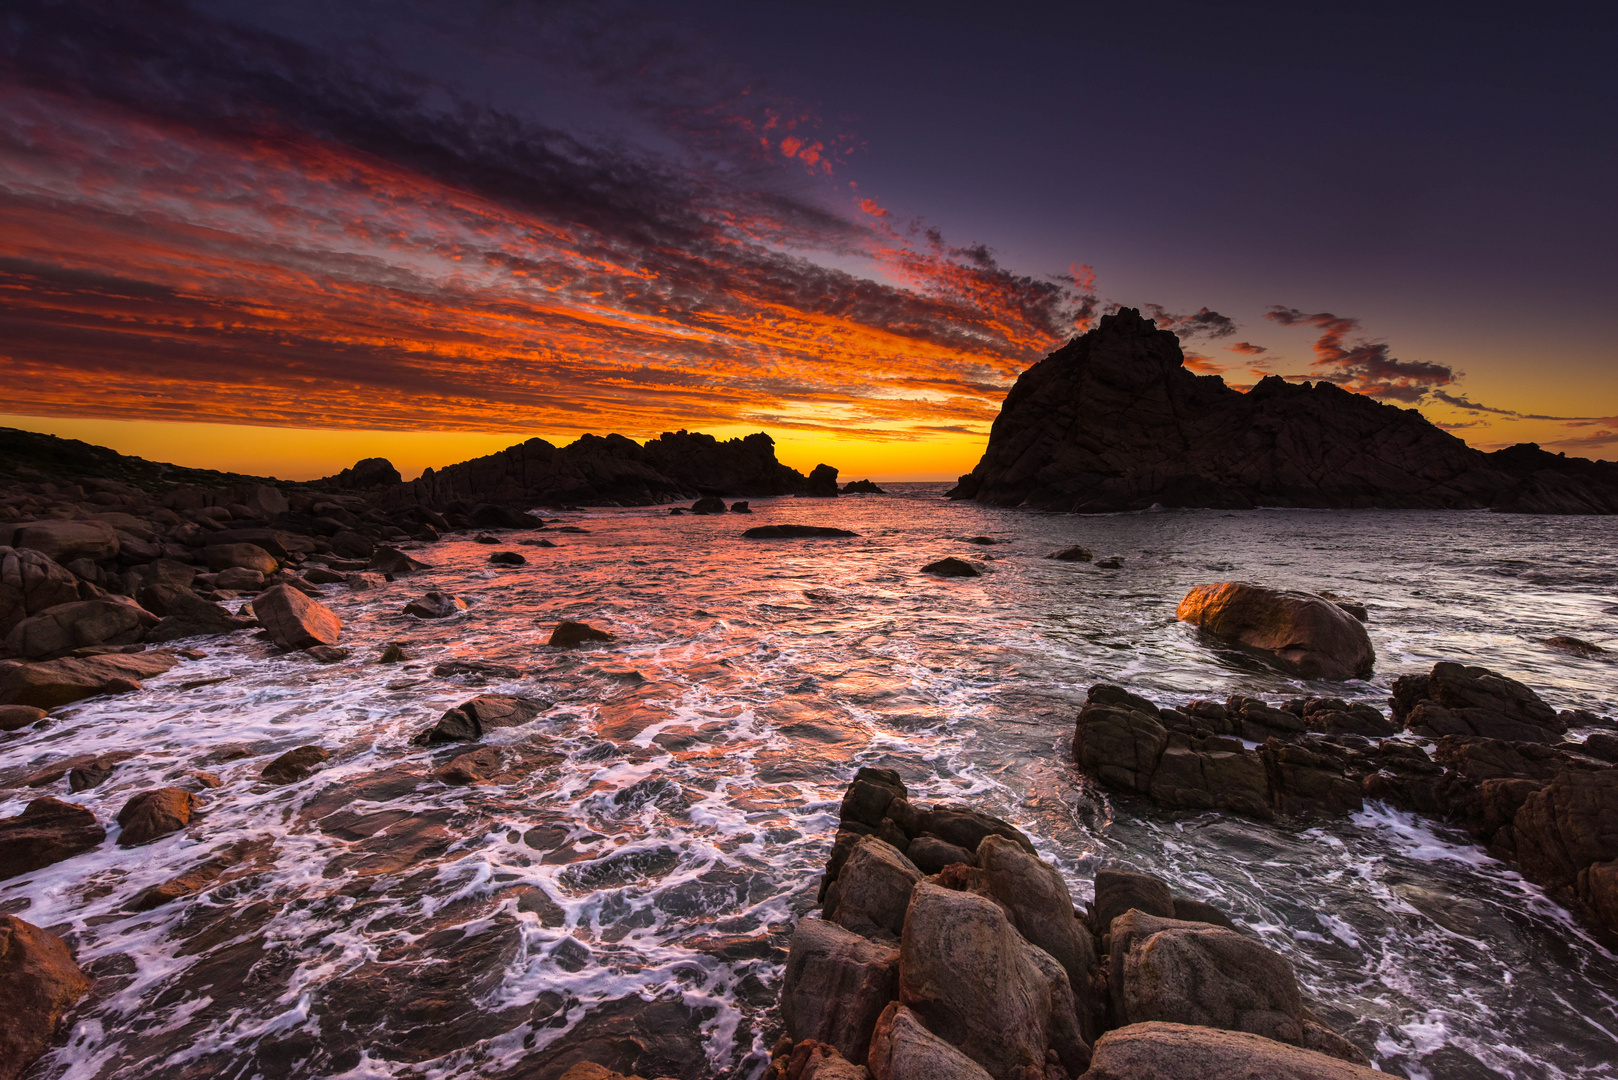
759 773 1380 1080
949 307 1618 514
1071 663 1618 934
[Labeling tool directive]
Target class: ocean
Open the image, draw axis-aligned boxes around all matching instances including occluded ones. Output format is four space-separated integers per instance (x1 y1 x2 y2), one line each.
4 487 1616 1079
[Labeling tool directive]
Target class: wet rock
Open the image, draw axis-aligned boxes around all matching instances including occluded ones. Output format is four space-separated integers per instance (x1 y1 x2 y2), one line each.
1545 635 1605 656
343 572 386 590
1047 545 1093 562
1177 583 1374 680
1299 697 1397 738
840 770 906 827
116 787 195 846
304 644 348 663
916 805 1035 856
1577 732 1618 763
8 519 119 563
203 543 278 574
404 591 467 619
843 479 886 494
497 993 708 1080
368 546 432 574
0 797 105 879
1096 556 1124 569
1317 591 1368 622
867 1002 994 1080
1391 661 1566 743
745 525 860 539
1091 867 1175 933
690 496 727 514
6 599 158 658
475 533 499 544
213 566 264 592
0 546 82 636
731 501 752 513
261 745 330 784
1073 693 1168 794
0 915 92 1080
433 659 524 678
488 551 527 565
1171 897 1238 931
437 746 504 784
379 642 408 663
826 837 922 940
142 586 257 642
898 879 1091 1079
976 835 1101 1039
781 917 900 1065
1082 1022 1383 1080
123 851 241 912
921 557 980 578
1148 737 1270 819
0 650 178 708
1107 910 1366 1062
903 835 975 874
550 620 615 647
414 694 543 744
1512 768 1618 928
0 704 47 731
252 584 341 651
68 755 130 791
1262 739 1364 818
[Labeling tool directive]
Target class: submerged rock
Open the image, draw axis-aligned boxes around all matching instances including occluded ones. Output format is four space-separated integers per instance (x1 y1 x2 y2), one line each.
0 797 105 879
1048 545 1093 562
550 620 615 647
1544 635 1605 657
403 592 467 619
745 525 860 539
0 916 92 1080
1176 583 1374 680
414 694 544 744
261 746 331 784
921 558 980 578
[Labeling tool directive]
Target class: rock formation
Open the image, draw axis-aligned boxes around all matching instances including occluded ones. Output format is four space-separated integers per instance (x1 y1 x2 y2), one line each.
377 430 834 509
1176 583 1374 680
1070 665 1618 934
0 916 92 1080
765 772 1377 1080
950 308 1618 514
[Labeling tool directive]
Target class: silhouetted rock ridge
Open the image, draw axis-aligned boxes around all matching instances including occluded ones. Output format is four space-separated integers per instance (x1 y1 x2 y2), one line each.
949 309 1618 513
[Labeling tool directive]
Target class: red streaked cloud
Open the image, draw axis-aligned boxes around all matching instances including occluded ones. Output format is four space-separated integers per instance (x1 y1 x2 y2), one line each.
0 2 1092 439
1227 341 1268 355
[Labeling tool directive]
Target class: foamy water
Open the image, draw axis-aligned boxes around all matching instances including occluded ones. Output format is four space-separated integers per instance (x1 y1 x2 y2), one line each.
3 491 1616 1079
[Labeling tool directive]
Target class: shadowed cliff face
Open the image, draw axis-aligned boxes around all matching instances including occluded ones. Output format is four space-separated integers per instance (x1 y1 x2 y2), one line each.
951 309 1618 514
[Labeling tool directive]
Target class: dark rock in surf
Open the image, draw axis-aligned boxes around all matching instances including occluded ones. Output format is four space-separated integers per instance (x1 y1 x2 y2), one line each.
0 650 178 708
690 497 727 515
488 551 527 566
1095 556 1124 569
262 745 330 784
731 501 751 513
1048 545 1094 562
368 546 431 575
404 592 467 619
116 787 195 846
745 525 860 539
1544 635 1605 657
413 694 543 744
949 306 1618 514
922 557 980 578
549 620 614 647
0 916 92 1080
842 479 886 494
1177 583 1374 680
1390 661 1566 743
0 797 105 878
1085 1023 1384 1080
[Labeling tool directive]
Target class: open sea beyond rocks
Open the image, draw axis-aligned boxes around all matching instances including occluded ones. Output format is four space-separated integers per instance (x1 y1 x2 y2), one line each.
4 486 1617 1080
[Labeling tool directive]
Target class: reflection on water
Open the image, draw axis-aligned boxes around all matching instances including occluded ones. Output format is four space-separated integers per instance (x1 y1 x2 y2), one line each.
3 490 1616 1079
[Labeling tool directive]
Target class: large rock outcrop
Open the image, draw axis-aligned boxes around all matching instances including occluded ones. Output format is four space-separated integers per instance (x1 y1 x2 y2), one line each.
377 430 829 509
949 308 1618 514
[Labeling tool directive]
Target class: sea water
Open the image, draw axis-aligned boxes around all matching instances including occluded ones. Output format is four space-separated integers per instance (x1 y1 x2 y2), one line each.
3 489 1616 1079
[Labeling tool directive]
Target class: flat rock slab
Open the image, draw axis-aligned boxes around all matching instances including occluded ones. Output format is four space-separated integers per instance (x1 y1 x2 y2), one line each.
0 650 179 708
1082 1022 1383 1080
0 797 106 879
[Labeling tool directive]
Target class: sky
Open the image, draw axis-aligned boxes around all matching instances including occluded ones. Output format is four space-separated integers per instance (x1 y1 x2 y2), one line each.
2 0 1615 481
